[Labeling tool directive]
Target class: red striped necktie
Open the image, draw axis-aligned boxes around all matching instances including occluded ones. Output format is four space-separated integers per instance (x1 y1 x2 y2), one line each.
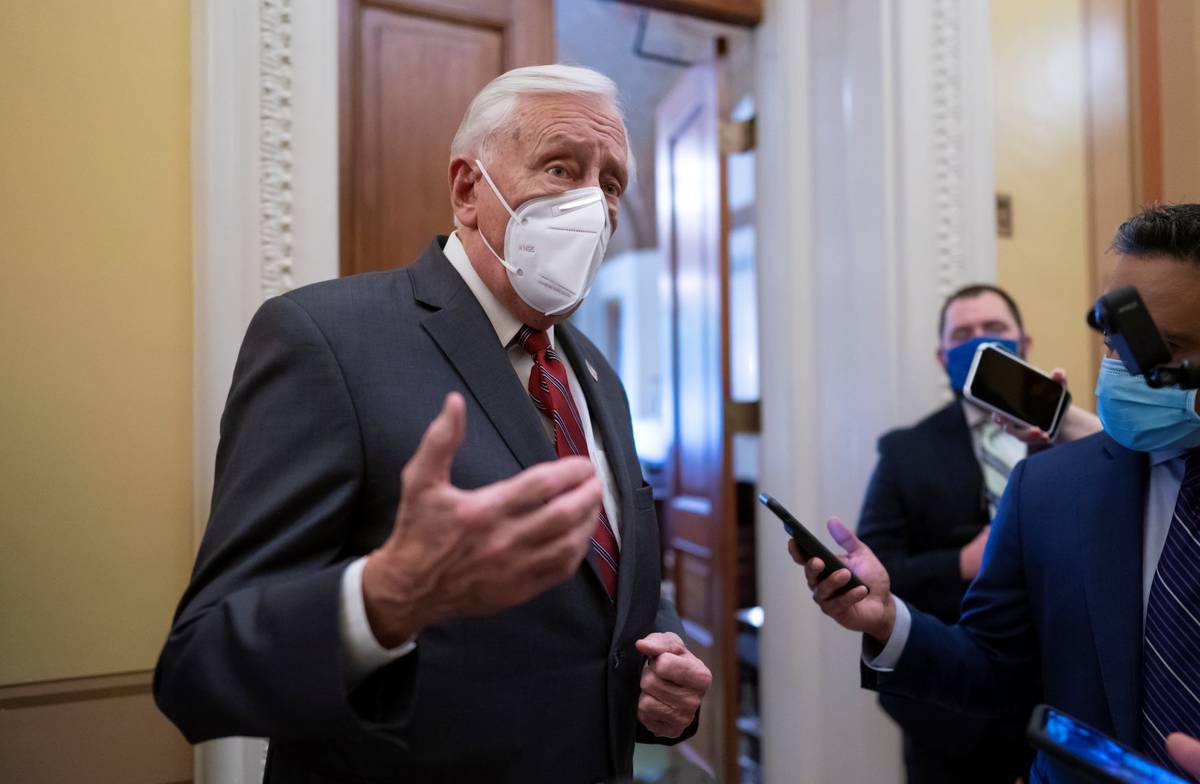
515 325 620 601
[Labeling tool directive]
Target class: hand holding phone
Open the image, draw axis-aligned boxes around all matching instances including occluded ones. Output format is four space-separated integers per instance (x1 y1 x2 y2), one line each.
762 495 898 641
964 344 1071 438
759 493 868 597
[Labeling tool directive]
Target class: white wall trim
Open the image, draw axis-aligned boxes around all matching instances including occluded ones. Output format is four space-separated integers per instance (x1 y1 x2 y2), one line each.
756 0 995 781
259 0 297 298
191 1 338 781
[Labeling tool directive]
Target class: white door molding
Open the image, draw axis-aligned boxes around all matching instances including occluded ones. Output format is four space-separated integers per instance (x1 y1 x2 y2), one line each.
755 1 994 781
190 1 338 781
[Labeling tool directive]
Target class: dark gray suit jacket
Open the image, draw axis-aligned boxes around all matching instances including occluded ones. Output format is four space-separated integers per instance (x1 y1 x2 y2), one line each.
154 238 690 783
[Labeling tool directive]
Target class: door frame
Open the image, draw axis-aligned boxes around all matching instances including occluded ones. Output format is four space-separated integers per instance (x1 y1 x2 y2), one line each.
191 1 341 780
337 0 554 275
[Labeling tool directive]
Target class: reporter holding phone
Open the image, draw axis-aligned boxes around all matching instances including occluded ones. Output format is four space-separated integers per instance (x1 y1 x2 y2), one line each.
797 204 1200 784
855 283 1043 783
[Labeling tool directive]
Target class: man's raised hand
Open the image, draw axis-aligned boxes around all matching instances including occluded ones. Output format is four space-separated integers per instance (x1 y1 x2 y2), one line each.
362 393 602 647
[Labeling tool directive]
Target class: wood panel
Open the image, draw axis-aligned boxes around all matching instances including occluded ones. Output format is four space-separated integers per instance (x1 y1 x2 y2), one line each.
656 53 737 784
1133 0 1163 204
0 671 191 783
1154 0 1200 204
1083 0 1138 386
620 0 762 27
339 0 554 275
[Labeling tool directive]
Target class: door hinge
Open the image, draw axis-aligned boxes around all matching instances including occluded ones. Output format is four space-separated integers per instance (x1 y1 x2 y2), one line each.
725 400 761 433
719 117 756 154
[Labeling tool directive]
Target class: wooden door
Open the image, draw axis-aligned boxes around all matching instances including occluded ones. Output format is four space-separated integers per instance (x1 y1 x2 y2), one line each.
339 0 554 275
656 49 737 783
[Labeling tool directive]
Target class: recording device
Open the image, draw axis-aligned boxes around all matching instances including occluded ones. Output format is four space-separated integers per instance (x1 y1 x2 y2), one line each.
757 493 868 598
1087 286 1200 389
1026 705 1189 783
963 344 1072 437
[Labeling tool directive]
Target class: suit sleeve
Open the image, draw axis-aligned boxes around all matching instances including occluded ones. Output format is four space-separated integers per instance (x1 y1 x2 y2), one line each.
857 436 965 618
153 295 417 744
861 459 1040 719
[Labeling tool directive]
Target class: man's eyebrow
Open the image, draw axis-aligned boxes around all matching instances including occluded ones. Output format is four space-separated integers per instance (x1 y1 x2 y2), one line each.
532 133 589 155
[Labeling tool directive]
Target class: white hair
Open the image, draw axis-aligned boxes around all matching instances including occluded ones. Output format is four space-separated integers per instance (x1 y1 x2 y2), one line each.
451 64 636 177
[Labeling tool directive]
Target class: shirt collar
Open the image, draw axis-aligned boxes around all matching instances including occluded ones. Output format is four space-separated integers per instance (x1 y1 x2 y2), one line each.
960 399 991 429
1148 447 1189 467
441 231 556 351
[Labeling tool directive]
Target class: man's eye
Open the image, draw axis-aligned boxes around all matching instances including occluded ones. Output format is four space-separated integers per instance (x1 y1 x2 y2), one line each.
548 166 568 178
604 182 621 196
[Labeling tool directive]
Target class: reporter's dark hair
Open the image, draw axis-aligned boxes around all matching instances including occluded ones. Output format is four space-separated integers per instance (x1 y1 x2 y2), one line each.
938 283 1024 339
1112 203 1200 263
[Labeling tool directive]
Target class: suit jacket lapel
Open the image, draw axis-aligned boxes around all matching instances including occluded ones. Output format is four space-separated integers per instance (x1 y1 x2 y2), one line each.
1080 436 1147 745
558 325 640 631
409 239 556 471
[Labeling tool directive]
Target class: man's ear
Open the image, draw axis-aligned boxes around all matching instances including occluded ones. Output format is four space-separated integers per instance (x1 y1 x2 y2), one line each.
449 157 479 229
1020 334 1033 358
936 347 947 369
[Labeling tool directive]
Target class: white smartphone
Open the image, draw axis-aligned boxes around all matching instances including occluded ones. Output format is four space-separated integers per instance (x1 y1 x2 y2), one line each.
963 344 1071 438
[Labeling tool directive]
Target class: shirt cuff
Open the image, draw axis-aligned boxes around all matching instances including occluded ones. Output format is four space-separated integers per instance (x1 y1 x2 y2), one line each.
340 556 416 686
862 597 912 672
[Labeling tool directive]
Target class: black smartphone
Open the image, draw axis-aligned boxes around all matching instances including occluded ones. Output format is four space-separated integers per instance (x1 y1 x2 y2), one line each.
963 344 1071 437
1026 705 1189 784
757 493 868 598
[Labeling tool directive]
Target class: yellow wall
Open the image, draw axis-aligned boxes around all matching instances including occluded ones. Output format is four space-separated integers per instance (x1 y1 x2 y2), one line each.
0 1 192 684
992 0 1097 409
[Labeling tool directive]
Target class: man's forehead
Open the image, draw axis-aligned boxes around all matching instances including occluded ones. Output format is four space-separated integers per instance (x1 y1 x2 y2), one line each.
945 292 1016 325
1109 254 1200 328
513 95 627 150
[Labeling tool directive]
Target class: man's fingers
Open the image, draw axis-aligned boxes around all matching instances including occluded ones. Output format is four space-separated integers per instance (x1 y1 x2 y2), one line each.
811 568 852 602
402 393 466 489
638 692 678 726
520 473 604 535
640 675 701 717
827 517 862 554
820 584 870 618
478 456 596 518
802 557 826 589
1167 733 1200 774
512 475 603 546
646 651 712 692
635 632 686 658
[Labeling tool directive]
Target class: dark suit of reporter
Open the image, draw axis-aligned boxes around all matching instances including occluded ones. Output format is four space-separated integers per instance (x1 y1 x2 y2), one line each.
154 64 710 783
794 205 1200 784
858 285 1038 783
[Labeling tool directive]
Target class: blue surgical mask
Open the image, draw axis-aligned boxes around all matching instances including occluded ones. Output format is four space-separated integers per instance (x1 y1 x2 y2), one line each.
945 336 1021 392
1095 357 1200 452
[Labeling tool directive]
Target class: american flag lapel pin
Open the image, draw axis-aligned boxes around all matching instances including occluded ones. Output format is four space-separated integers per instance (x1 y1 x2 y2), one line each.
586 360 598 382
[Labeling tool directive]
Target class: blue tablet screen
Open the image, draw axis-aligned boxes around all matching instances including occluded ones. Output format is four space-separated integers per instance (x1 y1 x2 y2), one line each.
1044 708 1189 784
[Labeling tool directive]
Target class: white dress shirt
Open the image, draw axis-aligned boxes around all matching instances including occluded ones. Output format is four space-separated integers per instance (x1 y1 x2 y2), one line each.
868 446 1189 671
339 232 621 685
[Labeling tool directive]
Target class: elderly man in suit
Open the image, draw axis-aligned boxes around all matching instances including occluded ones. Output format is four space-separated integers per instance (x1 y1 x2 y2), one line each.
155 64 710 783
795 204 1200 783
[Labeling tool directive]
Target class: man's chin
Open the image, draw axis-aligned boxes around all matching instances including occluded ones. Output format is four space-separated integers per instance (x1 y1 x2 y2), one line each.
531 302 583 328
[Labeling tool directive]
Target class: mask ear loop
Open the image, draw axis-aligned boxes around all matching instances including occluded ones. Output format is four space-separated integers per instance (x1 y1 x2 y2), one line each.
474 159 523 274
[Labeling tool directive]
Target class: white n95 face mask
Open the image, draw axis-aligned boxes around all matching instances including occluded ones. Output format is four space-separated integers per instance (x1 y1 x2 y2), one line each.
474 159 611 316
